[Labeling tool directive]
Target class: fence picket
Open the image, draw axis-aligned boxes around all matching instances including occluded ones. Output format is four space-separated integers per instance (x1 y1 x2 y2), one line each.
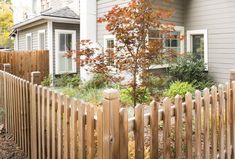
150 101 158 159
203 88 210 159
175 95 182 159
119 108 128 159
186 93 193 159
163 98 171 159
219 84 225 159
87 104 95 159
97 108 103 159
135 105 144 159
225 83 231 159
211 86 218 159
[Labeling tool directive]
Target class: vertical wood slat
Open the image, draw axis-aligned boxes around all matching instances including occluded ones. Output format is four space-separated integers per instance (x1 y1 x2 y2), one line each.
57 94 63 159
225 83 231 159
134 105 144 159
87 104 95 159
51 92 57 159
41 87 47 159
175 95 182 159
63 96 70 159
232 82 235 158
186 93 193 159
195 91 201 159
47 90 52 159
77 101 85 159
150 101 158 159
70 99 77 159
163 98 171 159
97 108 104 159
219 84 225 159
211 86 218 159
37 86 42 159
119 108 128 159
203 88 210 159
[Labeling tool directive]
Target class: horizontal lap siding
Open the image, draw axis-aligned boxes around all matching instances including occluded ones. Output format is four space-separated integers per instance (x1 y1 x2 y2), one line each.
97 0 185 47
18 23 48 51
185 0 235 83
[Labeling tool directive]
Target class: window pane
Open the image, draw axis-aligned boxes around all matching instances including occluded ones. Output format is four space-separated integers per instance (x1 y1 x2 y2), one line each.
66 34 72 51
171 39 178 47
39 33 45 50
27 36 32 50
192 34 204 60
107 39 114 49
59 34 65 51
58 54 66 72
67 58 72 71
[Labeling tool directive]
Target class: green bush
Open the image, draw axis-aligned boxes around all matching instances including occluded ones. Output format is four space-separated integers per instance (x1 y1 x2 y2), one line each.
120 87 151 107
78 87 104 105
41 75 52 87
164 81 195 100
83 73 109 90
55 74 80 88
169 55 214 90
62 87 79 97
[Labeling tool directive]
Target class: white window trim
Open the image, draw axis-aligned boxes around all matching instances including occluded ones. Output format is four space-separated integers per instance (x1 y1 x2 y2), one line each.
104 35 116 52
150 26 185 69
55 29 77 74
187 29 208 70
26 33 32 50
38 30 46 50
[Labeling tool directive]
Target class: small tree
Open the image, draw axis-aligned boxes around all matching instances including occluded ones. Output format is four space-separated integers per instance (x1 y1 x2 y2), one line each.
72 0 178 106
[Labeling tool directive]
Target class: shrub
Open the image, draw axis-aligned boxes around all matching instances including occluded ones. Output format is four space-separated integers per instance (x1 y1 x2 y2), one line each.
78 87 104 105
164 81 195 100
61 87 79 97
55 74 80 88
41 75 52 87
120 87 151 107
169 55 214 90
82 73 109 90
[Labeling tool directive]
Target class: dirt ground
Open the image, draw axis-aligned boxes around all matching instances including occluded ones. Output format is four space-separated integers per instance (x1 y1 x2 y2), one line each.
0 133 27 159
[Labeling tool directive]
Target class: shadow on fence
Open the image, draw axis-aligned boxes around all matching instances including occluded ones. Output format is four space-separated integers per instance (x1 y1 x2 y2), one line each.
1 69 235 159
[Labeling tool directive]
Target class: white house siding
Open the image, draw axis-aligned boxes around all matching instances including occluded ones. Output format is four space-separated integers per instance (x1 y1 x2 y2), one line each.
97 0 185 47
18 23 48 51
185 0 235 83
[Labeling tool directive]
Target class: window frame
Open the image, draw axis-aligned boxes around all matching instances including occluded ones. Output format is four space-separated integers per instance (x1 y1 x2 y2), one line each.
55 29 77 74
149 26 185 69
187 29 208 70
38 30 46 50
26 33 32 50
104 35 115 53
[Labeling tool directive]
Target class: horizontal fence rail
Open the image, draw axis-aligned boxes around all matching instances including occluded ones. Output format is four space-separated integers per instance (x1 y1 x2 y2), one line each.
0 50 49 82
1 70 235 158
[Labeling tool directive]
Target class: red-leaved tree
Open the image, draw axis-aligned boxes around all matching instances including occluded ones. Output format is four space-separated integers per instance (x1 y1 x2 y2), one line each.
69 0 179 106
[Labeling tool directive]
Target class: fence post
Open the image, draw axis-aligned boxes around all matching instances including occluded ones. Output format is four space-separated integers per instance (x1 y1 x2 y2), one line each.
31 71 41 85
30 71 39 159
3 63 11 73
102 89 120 159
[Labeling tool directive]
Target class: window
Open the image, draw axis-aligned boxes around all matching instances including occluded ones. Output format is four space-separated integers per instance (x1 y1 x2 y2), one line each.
41 0 50 11
187 29 208 69
55 30 76 74
148 26 185 53
26 33 32 50
104 35 115 65
38 30 45 50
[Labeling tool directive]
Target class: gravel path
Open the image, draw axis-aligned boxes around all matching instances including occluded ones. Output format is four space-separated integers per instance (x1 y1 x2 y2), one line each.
0 133 27 159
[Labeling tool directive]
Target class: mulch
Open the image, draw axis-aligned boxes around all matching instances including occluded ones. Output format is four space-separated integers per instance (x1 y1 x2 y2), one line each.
0 132 27 159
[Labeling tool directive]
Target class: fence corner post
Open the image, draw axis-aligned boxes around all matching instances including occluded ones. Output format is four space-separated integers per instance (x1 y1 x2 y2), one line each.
3 63 11 73
102 89 120 159
31 71 41 85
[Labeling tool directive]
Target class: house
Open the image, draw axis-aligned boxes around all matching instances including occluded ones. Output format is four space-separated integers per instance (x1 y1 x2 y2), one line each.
12 0 235 83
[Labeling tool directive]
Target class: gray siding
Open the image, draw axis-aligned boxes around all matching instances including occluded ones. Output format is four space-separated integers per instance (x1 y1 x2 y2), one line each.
18 23 48 51
185 0 235 83
52 22 80 74
97 0 185 47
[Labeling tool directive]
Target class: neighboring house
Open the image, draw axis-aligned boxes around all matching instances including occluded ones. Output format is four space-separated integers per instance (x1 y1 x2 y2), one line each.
12 0 235 83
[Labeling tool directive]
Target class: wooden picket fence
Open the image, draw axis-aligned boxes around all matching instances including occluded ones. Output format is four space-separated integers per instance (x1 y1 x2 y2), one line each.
0 50 49 82
1 69 235 159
